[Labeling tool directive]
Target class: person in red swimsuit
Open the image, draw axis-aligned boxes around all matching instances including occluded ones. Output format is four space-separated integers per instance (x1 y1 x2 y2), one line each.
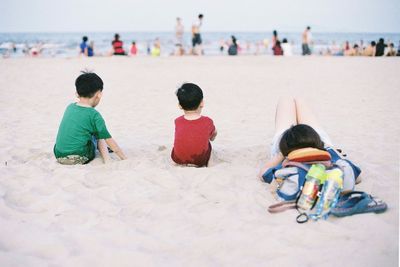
112 33 126 55
171 83 217 167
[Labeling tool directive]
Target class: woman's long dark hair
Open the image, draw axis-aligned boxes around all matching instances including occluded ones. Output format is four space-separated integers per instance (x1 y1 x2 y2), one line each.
279 124 324 156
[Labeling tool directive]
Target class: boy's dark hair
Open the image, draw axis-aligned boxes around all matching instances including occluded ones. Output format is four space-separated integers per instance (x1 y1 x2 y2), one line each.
282 38 288 43
199 14 204 19
279 124 324 156
115 33 120 40
176 83 203 111
82 36 88 42
307 26 311 30
371 41 376 46
75 71 104 98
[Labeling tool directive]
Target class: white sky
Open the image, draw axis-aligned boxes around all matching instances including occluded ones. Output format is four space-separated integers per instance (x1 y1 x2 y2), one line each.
1 0 399 32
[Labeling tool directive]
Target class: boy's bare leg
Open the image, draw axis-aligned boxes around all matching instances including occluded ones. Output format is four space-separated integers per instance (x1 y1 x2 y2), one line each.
98 139 111 163
294 97 321 129
275 97 297 134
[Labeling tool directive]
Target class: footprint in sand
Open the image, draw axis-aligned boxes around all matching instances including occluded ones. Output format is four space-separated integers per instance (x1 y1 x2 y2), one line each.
82 172 116 189
158 145 167 151
3 190 48 213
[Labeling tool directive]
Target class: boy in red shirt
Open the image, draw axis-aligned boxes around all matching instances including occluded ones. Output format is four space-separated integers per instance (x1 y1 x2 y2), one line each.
171 83 217 167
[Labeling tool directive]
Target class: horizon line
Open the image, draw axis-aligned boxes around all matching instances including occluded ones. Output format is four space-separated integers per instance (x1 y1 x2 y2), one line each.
1 30 400 34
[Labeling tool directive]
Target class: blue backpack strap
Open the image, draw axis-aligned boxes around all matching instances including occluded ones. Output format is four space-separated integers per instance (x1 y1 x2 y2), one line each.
327 147 341 162
262 163 283 183
275 167 308 201
327 147 362 191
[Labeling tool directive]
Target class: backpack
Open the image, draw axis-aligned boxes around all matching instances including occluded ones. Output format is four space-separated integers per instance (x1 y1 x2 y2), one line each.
262 147 361 201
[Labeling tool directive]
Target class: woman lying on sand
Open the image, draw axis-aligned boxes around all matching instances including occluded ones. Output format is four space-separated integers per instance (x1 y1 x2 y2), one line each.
259 97 361 193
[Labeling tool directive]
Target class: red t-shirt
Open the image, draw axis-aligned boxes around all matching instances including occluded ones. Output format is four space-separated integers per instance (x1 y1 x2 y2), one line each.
171 115 216 167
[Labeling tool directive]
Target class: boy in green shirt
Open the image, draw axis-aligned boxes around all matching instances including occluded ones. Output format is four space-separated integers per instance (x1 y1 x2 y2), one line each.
54 72 127 164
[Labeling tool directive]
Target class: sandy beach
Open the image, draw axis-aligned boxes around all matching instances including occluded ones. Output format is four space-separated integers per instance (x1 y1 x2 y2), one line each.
0 56 399 267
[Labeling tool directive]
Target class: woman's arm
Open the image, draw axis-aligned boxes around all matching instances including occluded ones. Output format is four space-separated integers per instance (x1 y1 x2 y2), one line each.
258 153 284 180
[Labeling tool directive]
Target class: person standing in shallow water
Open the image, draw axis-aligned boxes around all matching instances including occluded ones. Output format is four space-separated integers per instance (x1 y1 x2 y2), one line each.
272 30 279 48
191 14 204 55
175 17 184 46
302 26 312 55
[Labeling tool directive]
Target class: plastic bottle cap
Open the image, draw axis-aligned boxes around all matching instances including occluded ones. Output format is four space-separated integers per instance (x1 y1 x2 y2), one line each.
327 169 344 188
307 164 327 182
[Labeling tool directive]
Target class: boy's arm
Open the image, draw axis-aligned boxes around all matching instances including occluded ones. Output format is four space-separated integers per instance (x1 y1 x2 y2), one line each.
210 129 217 141
105 138 127 160
258 153 284 180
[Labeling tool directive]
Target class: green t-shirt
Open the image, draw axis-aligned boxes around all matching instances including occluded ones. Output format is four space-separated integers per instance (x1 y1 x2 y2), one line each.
54 103 111 159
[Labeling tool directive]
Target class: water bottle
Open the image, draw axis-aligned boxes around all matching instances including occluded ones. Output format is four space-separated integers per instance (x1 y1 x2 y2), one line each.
297 164 327 211
311 168 343 220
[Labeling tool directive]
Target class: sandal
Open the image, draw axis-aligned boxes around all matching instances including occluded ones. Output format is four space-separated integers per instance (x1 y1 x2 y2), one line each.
330 191 387 217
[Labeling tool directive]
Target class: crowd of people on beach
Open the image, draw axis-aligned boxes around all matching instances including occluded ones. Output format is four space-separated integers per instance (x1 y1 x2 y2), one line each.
76 14 205 57
1 14 399 58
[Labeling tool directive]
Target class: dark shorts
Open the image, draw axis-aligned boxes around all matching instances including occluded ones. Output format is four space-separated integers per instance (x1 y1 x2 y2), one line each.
302 44 311 55
192 34 202 47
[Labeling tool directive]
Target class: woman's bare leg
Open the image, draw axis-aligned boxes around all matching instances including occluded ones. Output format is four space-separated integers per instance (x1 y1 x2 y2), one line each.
274 97 297 134
295 97 334 146
294 97 321 128
259 98 296 179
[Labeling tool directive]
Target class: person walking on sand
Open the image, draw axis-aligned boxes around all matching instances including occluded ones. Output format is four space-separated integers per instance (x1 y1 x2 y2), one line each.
191 14 204 55
302 26 312 55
